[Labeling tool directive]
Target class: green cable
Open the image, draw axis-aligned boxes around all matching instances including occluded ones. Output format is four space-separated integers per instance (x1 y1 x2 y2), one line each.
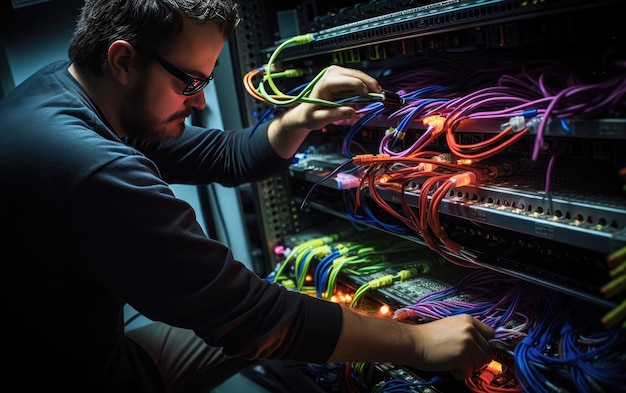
325 255 383 300
259 33 340 107
259 66 340 107
272 235 339 284
296 244 333 291
264 34 312 96
349 267 422 308
323 244 406 298
325 255 358 300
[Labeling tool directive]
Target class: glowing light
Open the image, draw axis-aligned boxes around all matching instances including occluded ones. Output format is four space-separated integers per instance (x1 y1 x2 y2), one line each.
378 305 392 317
486 360 503 373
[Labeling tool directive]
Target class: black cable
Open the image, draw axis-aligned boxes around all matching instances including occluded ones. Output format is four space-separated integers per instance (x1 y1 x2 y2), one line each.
300 159 353 210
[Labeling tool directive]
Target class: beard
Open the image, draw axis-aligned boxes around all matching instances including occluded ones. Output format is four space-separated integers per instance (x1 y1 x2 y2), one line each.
118 85 190 141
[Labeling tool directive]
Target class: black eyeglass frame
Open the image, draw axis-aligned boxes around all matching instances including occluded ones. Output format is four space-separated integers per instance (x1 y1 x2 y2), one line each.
153 54 214 96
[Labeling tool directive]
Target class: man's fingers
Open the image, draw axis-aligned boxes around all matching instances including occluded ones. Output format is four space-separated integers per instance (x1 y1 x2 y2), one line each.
473 318 496 340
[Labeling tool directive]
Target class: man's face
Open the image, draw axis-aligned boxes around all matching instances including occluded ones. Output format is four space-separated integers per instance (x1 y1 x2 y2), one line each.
120 19 226 141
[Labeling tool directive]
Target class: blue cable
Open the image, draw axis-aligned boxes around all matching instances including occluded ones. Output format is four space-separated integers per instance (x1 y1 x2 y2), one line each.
372 375 442 393
342 105 386 156
340 190 406 234
515 294 626 392
295 249 313 288
314 249 341 298
354 191 407 234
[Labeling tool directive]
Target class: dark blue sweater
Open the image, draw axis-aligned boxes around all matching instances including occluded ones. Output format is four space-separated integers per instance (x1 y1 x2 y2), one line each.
0 60 342 392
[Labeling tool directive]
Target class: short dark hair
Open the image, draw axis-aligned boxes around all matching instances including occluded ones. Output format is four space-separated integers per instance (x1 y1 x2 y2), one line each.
68 0 240 76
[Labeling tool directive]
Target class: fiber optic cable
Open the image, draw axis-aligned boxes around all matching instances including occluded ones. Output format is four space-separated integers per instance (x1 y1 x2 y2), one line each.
302 236 410 298
346 362 374 392
342 362 370 393
367 181 419 232
379 104 446 157
324 254 380 301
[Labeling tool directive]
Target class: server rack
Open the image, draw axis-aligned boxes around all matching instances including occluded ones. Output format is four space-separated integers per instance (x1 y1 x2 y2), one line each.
229 1 626 392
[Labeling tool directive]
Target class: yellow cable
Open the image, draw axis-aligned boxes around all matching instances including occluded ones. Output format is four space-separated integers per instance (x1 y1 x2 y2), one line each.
601 298 626 330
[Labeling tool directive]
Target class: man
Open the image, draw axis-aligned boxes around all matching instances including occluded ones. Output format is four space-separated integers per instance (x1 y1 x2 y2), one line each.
0 1 495 392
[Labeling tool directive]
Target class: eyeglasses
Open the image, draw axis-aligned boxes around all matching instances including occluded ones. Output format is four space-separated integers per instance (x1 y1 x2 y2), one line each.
154 54 214 96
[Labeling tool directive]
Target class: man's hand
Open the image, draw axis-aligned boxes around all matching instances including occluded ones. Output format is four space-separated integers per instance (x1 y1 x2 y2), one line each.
329 307 495 381
410 314 495 380
267 65 381 158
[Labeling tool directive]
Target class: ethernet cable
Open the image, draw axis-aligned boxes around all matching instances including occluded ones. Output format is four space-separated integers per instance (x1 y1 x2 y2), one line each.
244 33 392 108
389 267 626 392
515 294 626 393
372 374 442 393
320 242 418 301
349 266 425 308
270 234 342 285
341 189 408 235
392 268 539 341
313 243 362 298
352 154 490 267
295 241 365 292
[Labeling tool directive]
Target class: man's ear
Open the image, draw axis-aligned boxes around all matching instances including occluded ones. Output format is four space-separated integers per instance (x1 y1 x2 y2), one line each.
107 40 137 87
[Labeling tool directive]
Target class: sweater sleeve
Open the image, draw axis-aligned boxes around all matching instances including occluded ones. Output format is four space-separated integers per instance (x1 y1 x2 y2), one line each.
67 153 343 362
125 121 292 186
